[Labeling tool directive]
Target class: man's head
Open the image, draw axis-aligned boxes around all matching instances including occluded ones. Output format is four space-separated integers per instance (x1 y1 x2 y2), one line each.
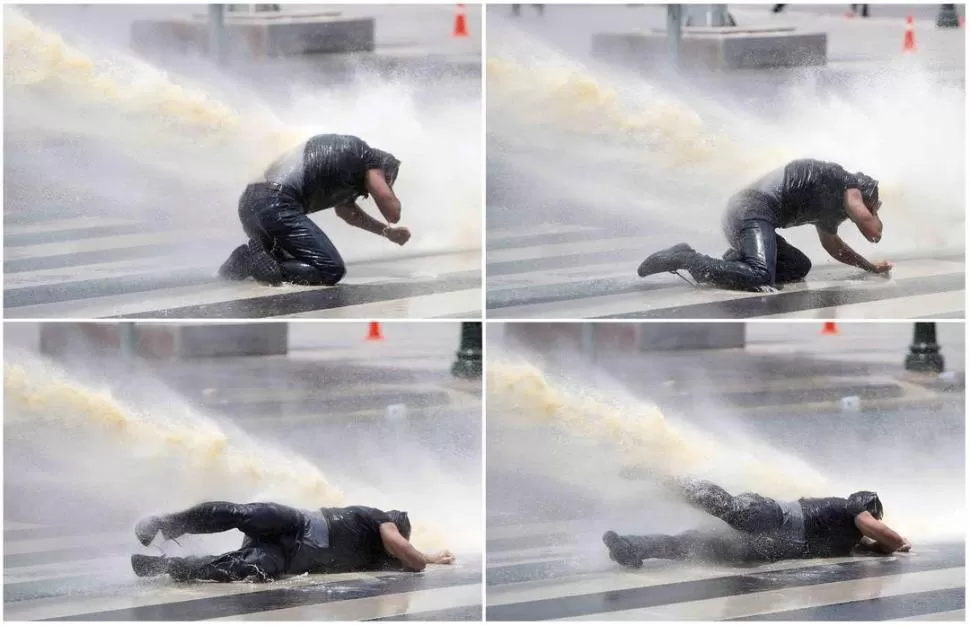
848 490 883 520
854 172 881 214
387 510 411 540
371 148 401 189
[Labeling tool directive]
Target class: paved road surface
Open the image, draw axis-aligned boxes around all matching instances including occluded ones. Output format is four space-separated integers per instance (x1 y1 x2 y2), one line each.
4 213 481 319
486 223 964 319
4 324 483 620
486 330 965 620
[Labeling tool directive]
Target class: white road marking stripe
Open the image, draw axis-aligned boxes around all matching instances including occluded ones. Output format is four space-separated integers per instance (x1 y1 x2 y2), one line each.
760 291 966 320
210 583 481 621
5 230 232 260
276 289 481 319
3 571 382 621
567 567 965 621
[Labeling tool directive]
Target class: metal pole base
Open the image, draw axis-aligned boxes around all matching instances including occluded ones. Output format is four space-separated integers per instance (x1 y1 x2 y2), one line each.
451 322 482 379
936 4 960 28
904 322 944 374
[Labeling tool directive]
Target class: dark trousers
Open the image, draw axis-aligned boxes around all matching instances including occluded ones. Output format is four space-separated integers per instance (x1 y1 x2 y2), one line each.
159 501 304 582
685 219 812 291
620 481 806 564
238 183 347 286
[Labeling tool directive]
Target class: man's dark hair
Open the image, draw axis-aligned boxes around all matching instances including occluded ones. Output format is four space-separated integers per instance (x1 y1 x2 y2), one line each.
387 510 411 540
848 491 883 520
371 148 401 188
854 172 880 211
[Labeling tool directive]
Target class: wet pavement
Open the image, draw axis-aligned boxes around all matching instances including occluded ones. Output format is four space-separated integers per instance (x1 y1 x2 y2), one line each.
485 4 965 320
4 5 482 319
486 223 964 319
4 323 483 620
486 321 965 620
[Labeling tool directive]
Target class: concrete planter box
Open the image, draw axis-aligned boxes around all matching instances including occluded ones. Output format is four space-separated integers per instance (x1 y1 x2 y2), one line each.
592 27 827 71
130 13 375 59
503 322 744 353
39 323 288 359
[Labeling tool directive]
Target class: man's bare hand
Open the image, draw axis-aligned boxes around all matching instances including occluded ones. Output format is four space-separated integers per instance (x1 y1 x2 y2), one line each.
429 550 455 565
384 226 411 246
871 260 893 275
898 540 912 553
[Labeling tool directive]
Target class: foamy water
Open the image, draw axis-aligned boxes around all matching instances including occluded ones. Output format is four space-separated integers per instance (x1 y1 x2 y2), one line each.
487 355 965 542
4 6 481 261
487 26 965 257
3 358 454 552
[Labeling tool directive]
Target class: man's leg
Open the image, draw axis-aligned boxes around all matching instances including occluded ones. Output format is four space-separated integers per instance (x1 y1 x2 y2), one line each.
135 502 305 546
604 529 760 567
253 209 346 286
675 480 783 535
220 185 284 285
774 234 812 283
636 220 778 291
132 544 287 583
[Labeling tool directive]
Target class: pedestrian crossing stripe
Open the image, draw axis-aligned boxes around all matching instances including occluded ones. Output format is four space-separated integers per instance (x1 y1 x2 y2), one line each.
486 224 965 319
486 523 964 621
4 217 481 319
3 523 482 621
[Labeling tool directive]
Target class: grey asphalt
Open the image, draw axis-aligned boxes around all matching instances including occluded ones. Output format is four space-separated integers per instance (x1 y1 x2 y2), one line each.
4 322 482 620
486 320 965 620
5 4 482 319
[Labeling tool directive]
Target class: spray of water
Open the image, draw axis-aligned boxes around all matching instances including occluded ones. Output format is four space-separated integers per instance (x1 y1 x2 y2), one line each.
4 6 481 263
487 351 964 543
3 355 457 554
487 25 964 257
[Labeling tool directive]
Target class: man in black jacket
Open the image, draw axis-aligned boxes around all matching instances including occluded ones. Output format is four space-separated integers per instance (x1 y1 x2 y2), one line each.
218 134 412 287
603 479 910 567
131 501 454 582
637 159 892 292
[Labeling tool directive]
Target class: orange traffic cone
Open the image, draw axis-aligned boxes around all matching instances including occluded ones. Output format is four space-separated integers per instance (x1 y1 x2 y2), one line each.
365 322 384 341
453 4 469 38
902 15 916 52
821 322 838 335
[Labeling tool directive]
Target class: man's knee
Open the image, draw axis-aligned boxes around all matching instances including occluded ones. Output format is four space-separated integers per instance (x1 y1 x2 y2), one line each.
777 255 812 283
321 261 346 285
743 256 774 286
307 259 345 286
792 255 812 279
280 259 345 286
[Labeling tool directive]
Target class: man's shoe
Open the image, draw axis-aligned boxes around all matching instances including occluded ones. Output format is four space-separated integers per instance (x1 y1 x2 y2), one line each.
603 530 643 569
637 243 696 278
135 515 179 547
218 244 252 281
722 248 742 262
132 554 169 578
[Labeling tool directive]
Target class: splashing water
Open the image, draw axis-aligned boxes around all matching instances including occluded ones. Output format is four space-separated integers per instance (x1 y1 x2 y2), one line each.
488 358 830 500
4 6 481 259
4 7 299 185
3 359 447 551
488 354 964 542
487 27 964 256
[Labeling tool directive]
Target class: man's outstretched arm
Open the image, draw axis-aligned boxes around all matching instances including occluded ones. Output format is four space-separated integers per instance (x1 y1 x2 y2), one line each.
335 203 411 245
854 511 911 554
379 523 455 572
817 227 892 275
